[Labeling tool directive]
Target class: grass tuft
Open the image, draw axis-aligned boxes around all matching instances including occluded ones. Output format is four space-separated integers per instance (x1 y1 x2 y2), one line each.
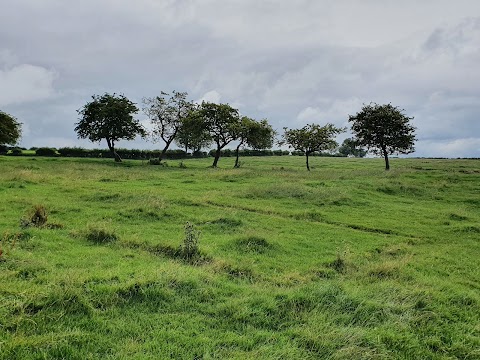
21 204 48 228
233 236 272 253
85 226 118 244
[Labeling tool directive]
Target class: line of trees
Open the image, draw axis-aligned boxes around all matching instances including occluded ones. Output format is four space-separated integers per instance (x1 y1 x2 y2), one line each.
76 92 276 168
1 91 416 170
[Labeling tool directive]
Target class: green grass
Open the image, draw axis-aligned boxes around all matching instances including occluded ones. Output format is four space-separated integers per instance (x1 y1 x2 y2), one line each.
1 155 479 359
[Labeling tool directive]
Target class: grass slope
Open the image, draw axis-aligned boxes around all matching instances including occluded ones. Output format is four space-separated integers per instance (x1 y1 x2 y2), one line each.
0 155 479 359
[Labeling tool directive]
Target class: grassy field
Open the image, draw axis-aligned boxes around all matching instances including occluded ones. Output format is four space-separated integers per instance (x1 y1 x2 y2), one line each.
0 155 479 359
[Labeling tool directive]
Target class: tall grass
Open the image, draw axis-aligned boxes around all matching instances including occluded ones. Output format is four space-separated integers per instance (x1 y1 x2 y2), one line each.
0 155 479 358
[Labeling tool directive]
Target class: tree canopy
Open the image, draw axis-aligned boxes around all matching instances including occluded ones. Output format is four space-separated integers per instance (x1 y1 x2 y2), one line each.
338 138 367 158
234 117 275 168
75 93 146 162
0 110 22 147
349 103 416 170
198 102 240 167
282 123 344 170
143 91 194 162
175 106 212 155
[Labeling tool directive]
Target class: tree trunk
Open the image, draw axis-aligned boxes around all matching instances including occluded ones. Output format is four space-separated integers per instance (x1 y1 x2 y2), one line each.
306 152 310 171
212 147 221 167
106 138 122 162
383 148 390 170
234 144 241 168
113 150 122 163
160 138 174 162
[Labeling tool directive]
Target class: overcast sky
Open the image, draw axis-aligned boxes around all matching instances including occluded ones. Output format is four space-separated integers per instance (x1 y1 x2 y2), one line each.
1 0 479 157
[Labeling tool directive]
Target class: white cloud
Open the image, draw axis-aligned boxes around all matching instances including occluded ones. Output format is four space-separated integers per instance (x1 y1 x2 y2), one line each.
296 98 363 127
0 64 57 106
197 90 221 104
415 138 480 158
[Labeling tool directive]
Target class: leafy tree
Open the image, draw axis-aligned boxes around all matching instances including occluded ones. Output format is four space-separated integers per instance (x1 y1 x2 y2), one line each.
175 105 212 155
75 93 146 162
349 103 416 170
282 123 344 171
143 91 194 162
234 117 275 168
0 110 22 147
199 102 240 167
338 138 367 158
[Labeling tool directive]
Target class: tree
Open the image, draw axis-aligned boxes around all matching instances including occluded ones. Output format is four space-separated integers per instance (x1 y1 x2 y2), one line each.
143 91 194 162
75 93 146 162
348 103 416 170
198 102 240 167
282 123 344 171
0 110 22 148
338 138 367 158
234 117 275 168
175 106 212 155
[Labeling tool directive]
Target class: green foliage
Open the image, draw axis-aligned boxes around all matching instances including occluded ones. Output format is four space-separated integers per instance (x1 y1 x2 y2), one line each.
282 123 345 170
143 91 194 161
198 102 240 167
234 117 275 167
0 110 22 146
35 147 58 157
338 138 367 158
181 222 200 261
10 147 22 156
75 93 146 162
148 158 161 165
349 103 416 170
175 107 212 154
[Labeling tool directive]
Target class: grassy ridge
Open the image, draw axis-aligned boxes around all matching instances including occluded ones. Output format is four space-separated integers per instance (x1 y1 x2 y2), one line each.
1 156 479 359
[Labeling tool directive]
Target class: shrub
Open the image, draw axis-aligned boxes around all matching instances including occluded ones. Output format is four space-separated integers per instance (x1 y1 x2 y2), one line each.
149 158 161 165
35 147 58 157
149 158 168 166
181 222 200 261
11 148 22 156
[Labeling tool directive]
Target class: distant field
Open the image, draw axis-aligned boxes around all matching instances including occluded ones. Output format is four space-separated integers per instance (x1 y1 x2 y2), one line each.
1 155 479 359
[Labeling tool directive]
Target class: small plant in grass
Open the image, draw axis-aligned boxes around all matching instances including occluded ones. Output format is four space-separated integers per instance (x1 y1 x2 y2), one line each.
179 161 187 169
181 222 200 261
21 204 48 228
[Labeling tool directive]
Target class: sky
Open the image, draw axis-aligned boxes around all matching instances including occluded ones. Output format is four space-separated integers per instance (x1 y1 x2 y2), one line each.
1 0 479 157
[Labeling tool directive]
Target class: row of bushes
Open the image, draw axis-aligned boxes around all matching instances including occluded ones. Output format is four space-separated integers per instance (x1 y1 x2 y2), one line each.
1 146 345 159
207 149 291 157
